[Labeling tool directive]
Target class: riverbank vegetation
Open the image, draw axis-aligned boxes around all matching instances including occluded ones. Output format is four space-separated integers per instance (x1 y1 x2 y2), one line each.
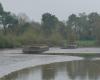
0 3 100 48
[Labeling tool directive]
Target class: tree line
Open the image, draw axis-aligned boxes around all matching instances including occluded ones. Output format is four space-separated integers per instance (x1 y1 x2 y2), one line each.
0 3 100 48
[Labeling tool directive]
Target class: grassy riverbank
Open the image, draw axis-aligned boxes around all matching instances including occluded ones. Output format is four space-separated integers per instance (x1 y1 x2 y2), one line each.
0 36 98 49
78 40 97 47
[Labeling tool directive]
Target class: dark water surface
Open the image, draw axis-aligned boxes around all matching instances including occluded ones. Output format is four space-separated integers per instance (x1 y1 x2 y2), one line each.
1 59 100 80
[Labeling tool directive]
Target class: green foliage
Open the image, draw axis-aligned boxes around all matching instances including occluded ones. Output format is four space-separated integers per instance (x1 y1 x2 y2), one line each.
78 40 96 47
48 32 64 46
0 34 21 48
41 13 59 36
0 2 18 34
0 2 100 48
0 3 4 14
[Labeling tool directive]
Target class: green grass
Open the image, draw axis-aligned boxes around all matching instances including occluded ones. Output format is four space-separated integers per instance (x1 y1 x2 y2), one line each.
77 40 96 47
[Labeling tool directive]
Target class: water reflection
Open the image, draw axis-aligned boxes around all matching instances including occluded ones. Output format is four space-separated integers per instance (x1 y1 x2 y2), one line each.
66 60 100 80
1 60 100 80
0 67 42 80
42 64 56 80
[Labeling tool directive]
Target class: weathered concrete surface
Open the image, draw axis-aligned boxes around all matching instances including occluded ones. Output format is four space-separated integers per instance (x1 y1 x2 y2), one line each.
0 49 83 78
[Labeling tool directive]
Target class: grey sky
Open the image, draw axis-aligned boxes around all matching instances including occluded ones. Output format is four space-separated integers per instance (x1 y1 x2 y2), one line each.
0 0 100 22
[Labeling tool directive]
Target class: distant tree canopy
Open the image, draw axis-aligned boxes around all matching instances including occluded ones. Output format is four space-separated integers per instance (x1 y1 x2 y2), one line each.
41 13 59 36
0 3 18 34
0 3 3 14
0 2 100 47
67 13 100 41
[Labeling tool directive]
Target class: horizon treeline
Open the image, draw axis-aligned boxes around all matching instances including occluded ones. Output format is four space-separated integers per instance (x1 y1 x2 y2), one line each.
0 3 100 48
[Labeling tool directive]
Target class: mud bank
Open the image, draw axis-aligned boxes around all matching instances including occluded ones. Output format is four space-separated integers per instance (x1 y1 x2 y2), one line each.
0 52 82 78
1 47 100 78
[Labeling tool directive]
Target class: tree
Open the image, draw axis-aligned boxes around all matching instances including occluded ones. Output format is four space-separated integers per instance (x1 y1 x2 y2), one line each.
0 3 18 34
67 14 77 26
77 13 90 40
0 3 4 15
67 14 78 42
17 13 30 25
88 13 100 45
41 13 58 36
57 21 67 39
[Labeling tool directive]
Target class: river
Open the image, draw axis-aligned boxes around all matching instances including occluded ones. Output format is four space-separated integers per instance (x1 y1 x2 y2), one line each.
1 59 100 80
0 48 100 80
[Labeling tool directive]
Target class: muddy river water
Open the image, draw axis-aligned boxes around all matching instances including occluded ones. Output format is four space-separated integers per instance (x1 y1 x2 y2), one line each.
0 48 100 80
1 59 100 80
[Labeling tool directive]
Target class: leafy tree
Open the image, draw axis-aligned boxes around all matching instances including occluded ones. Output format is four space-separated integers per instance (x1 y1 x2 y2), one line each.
77 13 90 40
0 3 4 15
41 13 58 36
88 13 100 45
49 31 63 46
57 21 67 39
67 14 78 42
0 3 18 34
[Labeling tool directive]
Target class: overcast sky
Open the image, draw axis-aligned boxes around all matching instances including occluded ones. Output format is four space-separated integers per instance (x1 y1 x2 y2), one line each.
0 0 100 22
